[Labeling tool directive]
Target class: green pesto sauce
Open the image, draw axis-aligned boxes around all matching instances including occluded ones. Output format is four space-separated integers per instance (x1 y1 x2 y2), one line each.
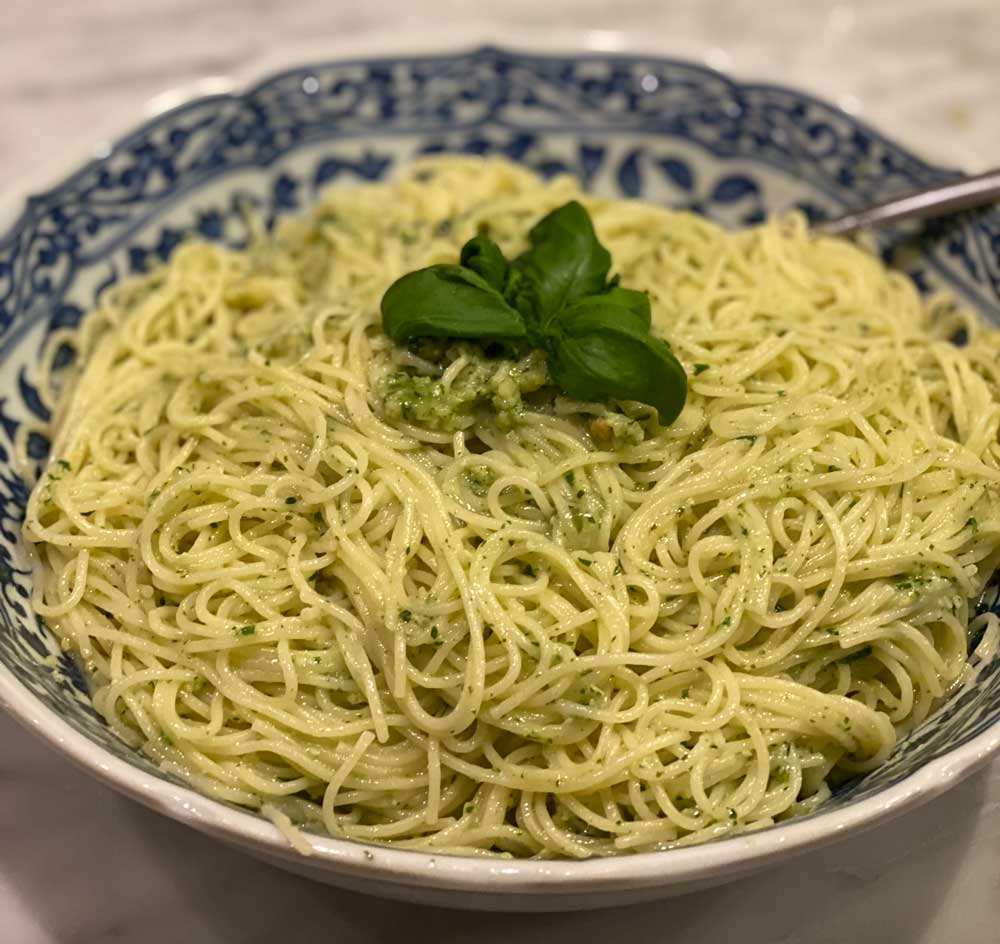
379 342 647 448
462 465 496 497
588 411 645 449
380 346 547 432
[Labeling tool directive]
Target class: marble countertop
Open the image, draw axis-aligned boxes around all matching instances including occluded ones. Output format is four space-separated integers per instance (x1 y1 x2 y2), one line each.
3 2 999 941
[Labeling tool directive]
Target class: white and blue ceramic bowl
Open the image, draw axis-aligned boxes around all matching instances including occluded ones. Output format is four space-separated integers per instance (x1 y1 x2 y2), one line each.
1 47 999 912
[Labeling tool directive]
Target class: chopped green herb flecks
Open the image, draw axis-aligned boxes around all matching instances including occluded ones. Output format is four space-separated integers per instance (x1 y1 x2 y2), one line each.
895 573 931 594
462 465 496 498
845 645 872 663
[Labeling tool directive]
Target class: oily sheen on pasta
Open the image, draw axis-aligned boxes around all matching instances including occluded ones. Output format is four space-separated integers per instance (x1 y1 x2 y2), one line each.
23 157 1000 857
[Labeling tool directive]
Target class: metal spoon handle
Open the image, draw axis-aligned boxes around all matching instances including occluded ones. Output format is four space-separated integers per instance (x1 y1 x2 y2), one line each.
817 167 1000 237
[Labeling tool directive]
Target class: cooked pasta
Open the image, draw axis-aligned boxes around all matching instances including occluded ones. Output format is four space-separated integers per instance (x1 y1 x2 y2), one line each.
22 156 1000 857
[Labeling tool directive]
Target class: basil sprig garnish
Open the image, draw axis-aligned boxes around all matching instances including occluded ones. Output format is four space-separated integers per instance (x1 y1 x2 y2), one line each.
380 201 687 424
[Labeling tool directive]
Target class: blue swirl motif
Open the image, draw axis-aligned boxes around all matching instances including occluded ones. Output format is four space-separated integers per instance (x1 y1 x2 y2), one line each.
1 47 1000 828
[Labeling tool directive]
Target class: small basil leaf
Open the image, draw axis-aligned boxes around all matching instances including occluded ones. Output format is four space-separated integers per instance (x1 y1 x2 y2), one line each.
548 322 687 424
507 201 611 324
559 288 651 333
381 265 528 342
460 235 507 291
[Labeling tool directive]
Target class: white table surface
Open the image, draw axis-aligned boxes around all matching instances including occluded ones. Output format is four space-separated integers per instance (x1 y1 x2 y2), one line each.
2 2 999 941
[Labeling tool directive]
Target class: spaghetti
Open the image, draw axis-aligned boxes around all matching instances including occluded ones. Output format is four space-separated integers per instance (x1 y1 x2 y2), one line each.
23 156 1000 856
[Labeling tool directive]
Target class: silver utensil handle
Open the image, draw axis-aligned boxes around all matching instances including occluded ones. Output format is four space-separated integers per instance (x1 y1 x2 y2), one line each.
817 167 1000 237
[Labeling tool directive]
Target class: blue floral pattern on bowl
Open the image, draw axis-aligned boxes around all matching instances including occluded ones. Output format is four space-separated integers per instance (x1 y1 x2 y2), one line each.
1 46 999 831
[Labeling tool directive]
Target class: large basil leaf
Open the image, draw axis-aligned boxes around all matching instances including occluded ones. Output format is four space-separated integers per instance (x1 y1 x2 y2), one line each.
381 265 528 342
507 201 611 325
559 287 652 333
547 312 687 424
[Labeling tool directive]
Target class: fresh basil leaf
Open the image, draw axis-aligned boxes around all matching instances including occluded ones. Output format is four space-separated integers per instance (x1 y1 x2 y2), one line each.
507 201 611 325
502 265 541 334
460 235 507 291
381 265 528 342
379 198 687 429
556 301 653 340
559 288 652 333
547 318 687 424
601 287 651 328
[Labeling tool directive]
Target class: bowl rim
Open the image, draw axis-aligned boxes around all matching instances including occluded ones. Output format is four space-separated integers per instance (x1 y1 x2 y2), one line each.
2 40 998 896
